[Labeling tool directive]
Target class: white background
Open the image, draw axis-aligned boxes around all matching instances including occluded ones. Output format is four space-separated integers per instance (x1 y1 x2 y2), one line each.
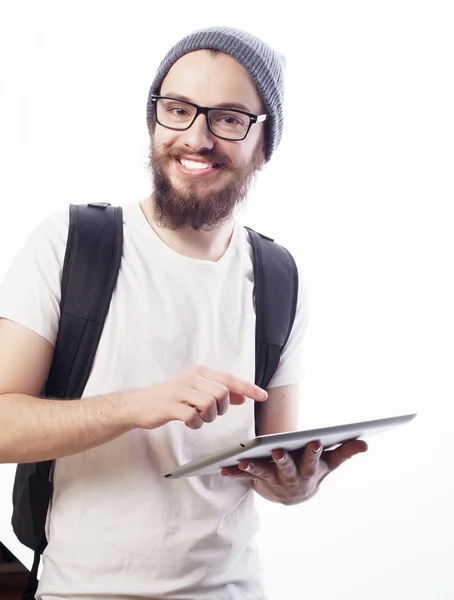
0 1 453 598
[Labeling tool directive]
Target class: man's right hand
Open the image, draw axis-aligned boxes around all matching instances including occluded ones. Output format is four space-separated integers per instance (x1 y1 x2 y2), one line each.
123 365 268 431
0 319 268 462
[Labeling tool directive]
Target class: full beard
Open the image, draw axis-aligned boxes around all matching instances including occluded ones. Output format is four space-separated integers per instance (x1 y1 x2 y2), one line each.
148 143 264 231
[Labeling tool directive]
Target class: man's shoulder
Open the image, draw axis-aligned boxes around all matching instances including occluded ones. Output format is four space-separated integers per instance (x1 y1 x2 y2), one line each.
239 223 298 262
28 208 70 245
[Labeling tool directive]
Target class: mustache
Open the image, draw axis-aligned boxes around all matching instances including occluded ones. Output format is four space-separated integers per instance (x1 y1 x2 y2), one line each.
158 147 234 170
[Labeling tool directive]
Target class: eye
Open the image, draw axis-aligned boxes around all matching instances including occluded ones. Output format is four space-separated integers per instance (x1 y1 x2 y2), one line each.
212 112 246 128
222 115 241 125
169 106 190 117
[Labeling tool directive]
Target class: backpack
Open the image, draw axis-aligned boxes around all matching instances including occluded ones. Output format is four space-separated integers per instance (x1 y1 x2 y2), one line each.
11 202 299 599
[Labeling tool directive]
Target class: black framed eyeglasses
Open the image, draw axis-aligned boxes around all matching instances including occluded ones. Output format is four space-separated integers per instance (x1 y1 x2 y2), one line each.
150 95 268 141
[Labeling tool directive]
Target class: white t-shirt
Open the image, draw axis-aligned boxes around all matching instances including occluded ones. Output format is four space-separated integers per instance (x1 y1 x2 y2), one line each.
0 201 308 600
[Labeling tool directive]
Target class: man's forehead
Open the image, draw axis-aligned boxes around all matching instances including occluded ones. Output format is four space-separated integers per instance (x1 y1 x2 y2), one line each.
160 50 264 112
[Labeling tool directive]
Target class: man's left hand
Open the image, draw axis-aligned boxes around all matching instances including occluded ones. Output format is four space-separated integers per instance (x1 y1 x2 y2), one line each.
220 439 368 505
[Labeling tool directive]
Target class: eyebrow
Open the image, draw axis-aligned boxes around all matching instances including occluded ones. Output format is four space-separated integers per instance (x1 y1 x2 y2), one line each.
162 92 254 113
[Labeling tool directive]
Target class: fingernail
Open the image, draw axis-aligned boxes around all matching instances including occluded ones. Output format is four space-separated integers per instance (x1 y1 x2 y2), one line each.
275 450 286 463
255 388 268 399
312 443 323 454
240 463 253 471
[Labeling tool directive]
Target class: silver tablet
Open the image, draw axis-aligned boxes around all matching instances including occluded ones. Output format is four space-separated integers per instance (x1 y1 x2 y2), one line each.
162 413 416 479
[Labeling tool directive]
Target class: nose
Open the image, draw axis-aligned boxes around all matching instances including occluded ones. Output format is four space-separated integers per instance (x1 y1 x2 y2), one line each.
181 113 215 152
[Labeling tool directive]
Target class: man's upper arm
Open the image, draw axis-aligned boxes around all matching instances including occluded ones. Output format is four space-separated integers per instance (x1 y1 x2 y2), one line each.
0 318 54 396
0 212 67 396
256 261 309 436
256 383 300 435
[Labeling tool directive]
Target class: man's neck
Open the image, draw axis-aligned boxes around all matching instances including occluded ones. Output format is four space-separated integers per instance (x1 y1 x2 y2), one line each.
139 198 235 263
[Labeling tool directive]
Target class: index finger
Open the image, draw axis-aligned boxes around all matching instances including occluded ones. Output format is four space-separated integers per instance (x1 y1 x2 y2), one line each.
199 367 268 402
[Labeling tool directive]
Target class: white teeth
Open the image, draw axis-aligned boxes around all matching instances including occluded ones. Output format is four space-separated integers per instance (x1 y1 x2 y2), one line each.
179 158 213 170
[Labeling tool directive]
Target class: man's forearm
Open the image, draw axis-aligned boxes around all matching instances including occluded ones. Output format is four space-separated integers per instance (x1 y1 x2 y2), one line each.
0 391 134 463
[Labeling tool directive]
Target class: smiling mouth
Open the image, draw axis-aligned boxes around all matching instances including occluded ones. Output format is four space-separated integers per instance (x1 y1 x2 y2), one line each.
178 157 222 170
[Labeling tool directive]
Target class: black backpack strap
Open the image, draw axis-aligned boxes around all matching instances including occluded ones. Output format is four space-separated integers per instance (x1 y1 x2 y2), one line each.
45 202 123 399
245 227 298 433
22 545 44 600
14 202 123 600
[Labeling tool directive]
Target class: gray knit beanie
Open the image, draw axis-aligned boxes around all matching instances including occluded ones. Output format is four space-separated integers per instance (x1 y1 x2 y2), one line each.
146 26 285 162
